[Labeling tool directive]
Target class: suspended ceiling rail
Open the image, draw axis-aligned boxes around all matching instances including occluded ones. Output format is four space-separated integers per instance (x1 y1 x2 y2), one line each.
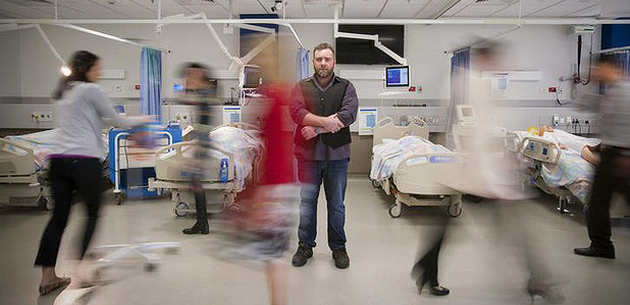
1 18 630 25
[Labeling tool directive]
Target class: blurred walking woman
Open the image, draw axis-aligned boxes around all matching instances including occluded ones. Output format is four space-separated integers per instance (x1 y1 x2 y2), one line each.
35 51 147 295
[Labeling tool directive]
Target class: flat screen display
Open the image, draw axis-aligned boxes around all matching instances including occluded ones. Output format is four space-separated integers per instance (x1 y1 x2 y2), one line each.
385 66 409 87
336 25 404 65
243 66 262 88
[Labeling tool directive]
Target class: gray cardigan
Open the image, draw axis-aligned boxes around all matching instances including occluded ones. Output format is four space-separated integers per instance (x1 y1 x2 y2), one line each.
51 82 144 160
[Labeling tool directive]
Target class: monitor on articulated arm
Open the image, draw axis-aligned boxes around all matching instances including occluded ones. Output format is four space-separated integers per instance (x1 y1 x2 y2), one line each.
456 104 476 126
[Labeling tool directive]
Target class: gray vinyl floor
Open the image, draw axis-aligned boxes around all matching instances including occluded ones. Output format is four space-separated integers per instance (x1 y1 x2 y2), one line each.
1 176 630 305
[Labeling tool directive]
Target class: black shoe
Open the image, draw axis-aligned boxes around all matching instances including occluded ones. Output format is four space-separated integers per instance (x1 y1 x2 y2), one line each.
182 222 209 235
573 245 615 259
416 276 450 296
292 244 313 267
332 248 350 269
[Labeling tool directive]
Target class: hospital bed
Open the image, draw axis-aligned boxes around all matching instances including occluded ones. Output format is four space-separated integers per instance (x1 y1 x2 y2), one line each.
370 117 464 218
148 122 263 217
0 137 51 209
517 135 629 218
517 136 574 212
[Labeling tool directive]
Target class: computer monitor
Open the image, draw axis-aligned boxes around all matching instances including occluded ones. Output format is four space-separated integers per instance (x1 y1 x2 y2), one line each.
385 66 410 88
456 105 476 125
240 65 262 89
114 105 125 114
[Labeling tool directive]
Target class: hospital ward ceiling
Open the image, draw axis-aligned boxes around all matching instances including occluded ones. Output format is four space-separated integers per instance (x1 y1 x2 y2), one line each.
0 0 607 20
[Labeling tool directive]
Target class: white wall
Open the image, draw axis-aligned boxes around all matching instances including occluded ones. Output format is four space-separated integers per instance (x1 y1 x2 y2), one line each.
0 23 240 100
283 24 595 104
0 30 21 96
0 22 598 112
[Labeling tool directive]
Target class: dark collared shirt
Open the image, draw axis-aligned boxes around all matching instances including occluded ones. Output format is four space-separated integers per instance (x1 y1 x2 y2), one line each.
291 74 359 160
577 80 630 148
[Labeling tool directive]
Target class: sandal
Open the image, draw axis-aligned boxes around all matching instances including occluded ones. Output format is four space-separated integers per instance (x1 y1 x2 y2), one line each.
39 276 71 295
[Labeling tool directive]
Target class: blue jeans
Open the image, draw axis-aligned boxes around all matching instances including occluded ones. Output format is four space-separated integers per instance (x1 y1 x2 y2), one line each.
297 159 349 251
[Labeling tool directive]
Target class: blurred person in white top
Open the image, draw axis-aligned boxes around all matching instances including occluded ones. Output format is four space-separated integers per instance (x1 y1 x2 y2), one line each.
34 50 150 295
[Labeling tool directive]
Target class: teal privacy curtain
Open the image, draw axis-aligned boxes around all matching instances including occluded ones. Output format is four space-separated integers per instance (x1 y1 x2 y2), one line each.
447 48 470 134
296 47 309 81
140 47 162 121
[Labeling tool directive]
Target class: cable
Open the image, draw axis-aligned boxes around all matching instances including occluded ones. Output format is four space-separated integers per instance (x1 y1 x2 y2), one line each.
577 35 582 82
575 34 594 85
582 34 594 85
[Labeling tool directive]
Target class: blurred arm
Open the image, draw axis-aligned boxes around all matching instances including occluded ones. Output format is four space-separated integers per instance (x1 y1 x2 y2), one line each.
90 86 145 128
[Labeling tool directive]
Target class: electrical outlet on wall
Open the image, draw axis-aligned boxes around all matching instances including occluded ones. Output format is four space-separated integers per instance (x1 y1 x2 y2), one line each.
31 112 53 122
175 113 193 124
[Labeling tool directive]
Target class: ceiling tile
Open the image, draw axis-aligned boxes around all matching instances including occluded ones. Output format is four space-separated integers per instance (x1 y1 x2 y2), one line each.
528 0 599 17
379 0 432 19
342 0 386 18
0 0 52 18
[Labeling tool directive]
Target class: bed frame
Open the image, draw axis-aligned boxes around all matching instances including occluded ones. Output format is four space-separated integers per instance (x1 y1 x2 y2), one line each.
372 116 463 218
148 122 262 217
519 136 581 214
0 138 51 209
519 135 630 217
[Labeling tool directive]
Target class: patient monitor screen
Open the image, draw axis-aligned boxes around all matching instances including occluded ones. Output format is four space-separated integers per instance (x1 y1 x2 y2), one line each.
462 107 473 117
243 66 262 88
385 66 409 87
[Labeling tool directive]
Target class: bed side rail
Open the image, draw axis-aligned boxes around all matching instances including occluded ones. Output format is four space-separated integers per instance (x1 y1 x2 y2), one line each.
373 116 429 145
398 152 464 170
155 140 235 161
519 136 562 164
0 137 35 157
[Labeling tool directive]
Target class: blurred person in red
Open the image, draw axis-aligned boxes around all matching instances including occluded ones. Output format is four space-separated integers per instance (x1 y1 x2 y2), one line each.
217 82 297 305
256 83 297 305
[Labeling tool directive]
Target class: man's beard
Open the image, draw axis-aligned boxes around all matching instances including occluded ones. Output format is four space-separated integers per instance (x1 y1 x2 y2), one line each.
316 68 332 78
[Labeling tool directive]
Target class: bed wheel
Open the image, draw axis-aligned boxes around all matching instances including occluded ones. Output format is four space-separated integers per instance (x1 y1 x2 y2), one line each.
469 195 484 203
448 203 463 217
145 262 158 272
114 192 126 205
227 203 242 213
371 180 380 188
39 196 53 211
389 202 402 218
175 202 189 217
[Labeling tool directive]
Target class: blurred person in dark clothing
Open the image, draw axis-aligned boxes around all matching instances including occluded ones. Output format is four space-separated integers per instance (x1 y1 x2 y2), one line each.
179 63 218 235
574 55 630 259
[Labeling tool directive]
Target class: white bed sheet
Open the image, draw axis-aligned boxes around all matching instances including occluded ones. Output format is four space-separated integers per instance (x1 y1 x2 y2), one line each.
513 130 598 203
370 136 450 181
174 126 263 188
4 129 109 171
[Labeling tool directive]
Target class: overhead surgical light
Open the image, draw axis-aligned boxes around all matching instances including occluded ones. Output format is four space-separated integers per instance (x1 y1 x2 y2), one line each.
61 66 71 76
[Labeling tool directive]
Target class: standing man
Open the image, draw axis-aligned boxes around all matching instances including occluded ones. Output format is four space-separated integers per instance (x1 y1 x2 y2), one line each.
290 43 359 269
574 55 630 259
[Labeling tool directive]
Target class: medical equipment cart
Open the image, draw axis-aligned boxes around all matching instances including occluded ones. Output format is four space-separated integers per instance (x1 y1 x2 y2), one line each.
109 124 182 205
